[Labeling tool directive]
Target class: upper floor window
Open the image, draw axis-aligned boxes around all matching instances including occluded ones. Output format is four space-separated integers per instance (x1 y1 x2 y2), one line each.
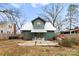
8 25 12 28
37 22 41 25
7 31 10 34
32 17 46 29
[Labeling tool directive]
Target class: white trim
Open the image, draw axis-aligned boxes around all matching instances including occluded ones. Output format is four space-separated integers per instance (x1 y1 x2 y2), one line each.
31 29 47 32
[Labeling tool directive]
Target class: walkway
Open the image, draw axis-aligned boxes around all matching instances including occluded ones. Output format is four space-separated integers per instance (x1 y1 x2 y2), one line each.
18 40 59 46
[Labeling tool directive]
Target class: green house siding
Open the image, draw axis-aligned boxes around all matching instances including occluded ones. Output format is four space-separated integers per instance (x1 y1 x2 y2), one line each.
22 31 55 40
44 32 55 40
22 32 32 40
33 19 45 29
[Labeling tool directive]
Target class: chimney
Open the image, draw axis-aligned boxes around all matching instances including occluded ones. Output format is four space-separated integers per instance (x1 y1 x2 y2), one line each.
13 24 16 34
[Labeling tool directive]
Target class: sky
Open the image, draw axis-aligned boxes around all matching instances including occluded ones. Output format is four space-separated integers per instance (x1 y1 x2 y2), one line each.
0 3 51 21
0 3 69 22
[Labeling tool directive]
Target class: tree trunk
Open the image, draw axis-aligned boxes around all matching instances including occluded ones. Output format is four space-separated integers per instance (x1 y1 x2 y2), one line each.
69 14 72 39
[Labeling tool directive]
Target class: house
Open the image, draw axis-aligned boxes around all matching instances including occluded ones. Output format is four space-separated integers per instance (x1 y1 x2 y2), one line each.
21 17 56 41
0 21 16 34
61 29 79 34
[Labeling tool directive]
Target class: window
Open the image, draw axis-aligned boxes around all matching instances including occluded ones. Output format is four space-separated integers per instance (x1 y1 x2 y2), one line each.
37 22 41 25
9 25 12 28
7 31 10 34
1 30 3 33
33 20 45 29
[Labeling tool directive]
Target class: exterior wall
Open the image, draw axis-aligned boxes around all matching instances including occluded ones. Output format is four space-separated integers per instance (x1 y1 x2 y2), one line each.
21 31 55 40
21 31 33 40
32 19 45 29
0 22 16 34
44 31 55 40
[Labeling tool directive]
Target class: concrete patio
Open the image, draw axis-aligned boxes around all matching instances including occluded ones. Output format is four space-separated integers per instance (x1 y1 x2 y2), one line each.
18 40 59 46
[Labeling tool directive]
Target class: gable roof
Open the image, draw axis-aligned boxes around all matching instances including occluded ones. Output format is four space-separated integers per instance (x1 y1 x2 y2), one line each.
32 17 46 23
21 17 56 31
21 22 33 30
21 22 56 31
45 22 56 31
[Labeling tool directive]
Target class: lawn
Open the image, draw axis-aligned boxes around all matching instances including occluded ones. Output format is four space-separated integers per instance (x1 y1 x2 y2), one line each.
0 39 79 56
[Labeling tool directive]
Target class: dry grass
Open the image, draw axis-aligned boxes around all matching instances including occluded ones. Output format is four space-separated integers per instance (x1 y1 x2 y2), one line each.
64 34 79 40
0 39 79 56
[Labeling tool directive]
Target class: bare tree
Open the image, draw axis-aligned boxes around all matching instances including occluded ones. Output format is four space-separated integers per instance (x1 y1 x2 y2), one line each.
56 16 63 32
41 4 63 26
0 9 26 32
40 3 64 32
65 4 79 38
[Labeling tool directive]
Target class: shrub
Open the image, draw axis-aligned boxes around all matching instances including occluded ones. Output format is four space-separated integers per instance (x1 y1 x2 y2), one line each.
68 38 79 45
61 39 73 47
61 38 78 47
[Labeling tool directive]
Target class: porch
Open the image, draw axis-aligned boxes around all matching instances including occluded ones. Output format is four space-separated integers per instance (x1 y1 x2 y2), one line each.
32 33 45 41
18 32 59 46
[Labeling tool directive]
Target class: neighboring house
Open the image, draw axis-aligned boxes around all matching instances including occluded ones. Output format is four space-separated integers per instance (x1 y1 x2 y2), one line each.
21 17 56 40
61 29 79 34
0 21 16 34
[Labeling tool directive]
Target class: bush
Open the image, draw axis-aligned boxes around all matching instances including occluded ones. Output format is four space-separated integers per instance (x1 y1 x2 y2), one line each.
62 39 78 47
61 39 73 47
61 38 78 47
68 38 79 45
